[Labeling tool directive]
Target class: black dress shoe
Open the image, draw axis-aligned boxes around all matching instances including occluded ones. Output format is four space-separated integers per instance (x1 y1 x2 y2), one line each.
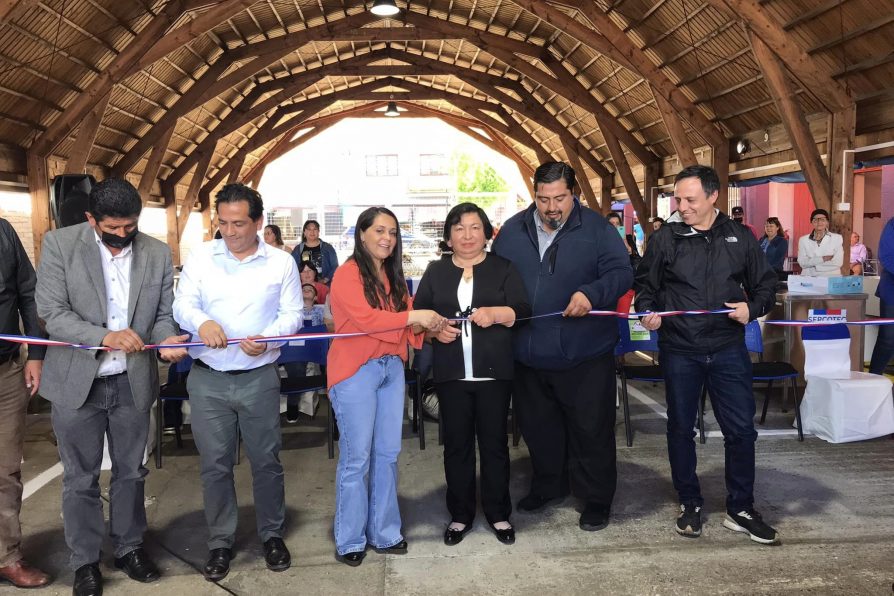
113 548 160 583
203 548 232 582
489 523 516 545
579 503 611 532
517 492 566 512
373 540 407 554
443 524 472 546
336 551 365 567
263 537 291 572
72 563 102 596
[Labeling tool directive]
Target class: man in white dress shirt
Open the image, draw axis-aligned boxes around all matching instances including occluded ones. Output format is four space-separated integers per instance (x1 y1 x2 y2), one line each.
173 183 301 582
797 208 844 277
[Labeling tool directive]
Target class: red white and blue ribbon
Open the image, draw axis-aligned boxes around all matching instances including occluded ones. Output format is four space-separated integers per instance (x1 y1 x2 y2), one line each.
5 309 893 351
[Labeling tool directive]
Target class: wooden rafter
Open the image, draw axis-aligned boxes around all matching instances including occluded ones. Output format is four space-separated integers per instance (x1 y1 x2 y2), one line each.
749 31 831 211
709 0 853 112
65 90 111 173
138 126 175 204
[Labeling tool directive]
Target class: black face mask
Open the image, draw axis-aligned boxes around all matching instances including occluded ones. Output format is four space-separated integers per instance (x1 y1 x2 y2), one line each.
101 227 138 249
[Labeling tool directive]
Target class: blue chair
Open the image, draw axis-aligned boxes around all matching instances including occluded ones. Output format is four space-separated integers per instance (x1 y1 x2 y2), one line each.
615 318 662 447
155 355 193 469
276 326 333 458
698 320 803 443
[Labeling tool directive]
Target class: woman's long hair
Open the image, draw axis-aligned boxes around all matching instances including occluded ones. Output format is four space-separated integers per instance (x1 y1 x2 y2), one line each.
265 224 284 245
350 207 408 312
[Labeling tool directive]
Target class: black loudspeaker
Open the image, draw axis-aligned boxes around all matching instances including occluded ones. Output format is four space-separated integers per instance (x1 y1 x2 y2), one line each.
51 174 95 228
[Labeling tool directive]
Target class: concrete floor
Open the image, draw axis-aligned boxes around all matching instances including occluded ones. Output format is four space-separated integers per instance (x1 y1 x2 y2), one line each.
7 379 894 596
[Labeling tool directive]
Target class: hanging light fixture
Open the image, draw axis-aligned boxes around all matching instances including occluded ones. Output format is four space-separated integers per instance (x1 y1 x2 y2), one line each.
384 101 400 117
370 0 399 17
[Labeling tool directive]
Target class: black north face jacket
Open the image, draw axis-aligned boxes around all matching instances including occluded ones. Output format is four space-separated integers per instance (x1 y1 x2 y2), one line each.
633 211 777 355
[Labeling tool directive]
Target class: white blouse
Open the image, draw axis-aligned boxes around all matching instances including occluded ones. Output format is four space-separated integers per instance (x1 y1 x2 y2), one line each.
456 276 494 382
797 232 843 277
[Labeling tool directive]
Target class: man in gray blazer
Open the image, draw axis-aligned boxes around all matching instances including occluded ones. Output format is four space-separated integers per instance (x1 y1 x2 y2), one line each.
36 178 188 596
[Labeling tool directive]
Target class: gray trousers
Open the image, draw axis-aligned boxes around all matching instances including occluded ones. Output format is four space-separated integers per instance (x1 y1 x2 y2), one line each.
186 363 285 550
52 373 149 570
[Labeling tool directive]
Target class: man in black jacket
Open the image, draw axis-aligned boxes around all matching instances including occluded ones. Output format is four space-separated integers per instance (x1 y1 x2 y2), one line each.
635 165 779 545
492 162 632 531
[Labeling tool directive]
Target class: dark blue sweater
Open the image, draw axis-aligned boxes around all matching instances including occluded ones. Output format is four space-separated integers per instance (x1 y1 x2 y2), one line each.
491 201 633 370
876 217 894 304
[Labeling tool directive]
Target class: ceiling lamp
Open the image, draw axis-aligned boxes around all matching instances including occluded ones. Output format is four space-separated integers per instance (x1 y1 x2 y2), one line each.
370 0 399 17
384 101 400 117
735 138 750 156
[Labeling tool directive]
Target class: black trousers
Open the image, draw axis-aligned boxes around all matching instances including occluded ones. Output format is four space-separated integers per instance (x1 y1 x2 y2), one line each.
437 380 512 525
513 353 617 507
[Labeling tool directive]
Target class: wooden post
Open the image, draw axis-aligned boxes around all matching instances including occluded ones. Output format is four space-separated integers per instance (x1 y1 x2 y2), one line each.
713 140 730 214
829 105 857 273
600 174 613 215
642 163 659 238
137 126 174 204
65 91 110 174
162 181 181 266
26 151 50 262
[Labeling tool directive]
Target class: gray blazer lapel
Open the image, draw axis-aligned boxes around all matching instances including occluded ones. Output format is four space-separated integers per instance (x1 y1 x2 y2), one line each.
128 236 149 326
81 226 107 321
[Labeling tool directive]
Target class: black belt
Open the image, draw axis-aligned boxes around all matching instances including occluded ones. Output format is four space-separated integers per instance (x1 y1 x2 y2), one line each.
194 359 262 375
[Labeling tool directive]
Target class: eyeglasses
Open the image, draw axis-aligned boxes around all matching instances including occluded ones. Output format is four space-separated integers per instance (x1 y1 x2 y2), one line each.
812 217 828 222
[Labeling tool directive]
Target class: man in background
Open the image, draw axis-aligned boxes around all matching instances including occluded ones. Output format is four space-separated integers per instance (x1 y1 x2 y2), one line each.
0 218 51 589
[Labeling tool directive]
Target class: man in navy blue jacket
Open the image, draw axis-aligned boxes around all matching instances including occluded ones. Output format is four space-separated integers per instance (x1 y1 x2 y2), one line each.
492 161 632 531
869 216 894 374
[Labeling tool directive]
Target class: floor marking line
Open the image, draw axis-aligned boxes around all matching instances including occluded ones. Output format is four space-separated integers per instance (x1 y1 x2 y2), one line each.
22 462 63 501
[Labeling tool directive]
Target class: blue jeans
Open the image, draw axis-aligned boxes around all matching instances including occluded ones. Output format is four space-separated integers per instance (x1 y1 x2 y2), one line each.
869 299 894 374
662 344 757 512
329 355 405 555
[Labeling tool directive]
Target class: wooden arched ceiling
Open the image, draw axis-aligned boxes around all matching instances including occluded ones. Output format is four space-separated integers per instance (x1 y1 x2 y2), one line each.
2 0 894 252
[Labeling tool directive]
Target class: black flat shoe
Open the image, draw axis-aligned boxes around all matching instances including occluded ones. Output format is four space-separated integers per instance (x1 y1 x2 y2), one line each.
373 540 407 554
263 537 291 571
336 551 365 567
203 548 232 582
489 523 516 545
443 524 472 546
113 548 160 583
72 563 102 596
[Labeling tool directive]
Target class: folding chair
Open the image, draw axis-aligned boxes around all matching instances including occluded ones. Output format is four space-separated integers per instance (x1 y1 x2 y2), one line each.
615 318 662 447
405 365 426 449
276 326 333 457
697 321 803 443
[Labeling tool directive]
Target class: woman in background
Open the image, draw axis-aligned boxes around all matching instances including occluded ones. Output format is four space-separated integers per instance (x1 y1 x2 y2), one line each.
327 207 446 566
263 224 291 253
759 217 788 276
414 203 530 547
293 219 338 284
298 261 328 304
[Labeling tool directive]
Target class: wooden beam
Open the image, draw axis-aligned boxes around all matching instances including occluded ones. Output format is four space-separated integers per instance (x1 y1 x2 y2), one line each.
750 31 831 211
600 174 613 215
178 148 213 237
651 85 698 167
163 182 181 265
712 0 853 111
713 139 730 213
524 0 726 147
226 153 245 184
829 105 856 267
111 15 380 176
0 0 38 23
137 126 174 204
130 0 260 75
65 90 111 173
642 162 658 238
30 0 186 157
561 138 599 211
26 151 50 262
603 130 650 231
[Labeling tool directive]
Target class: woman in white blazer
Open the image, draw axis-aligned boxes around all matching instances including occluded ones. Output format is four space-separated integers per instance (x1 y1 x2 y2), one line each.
797 208 843 277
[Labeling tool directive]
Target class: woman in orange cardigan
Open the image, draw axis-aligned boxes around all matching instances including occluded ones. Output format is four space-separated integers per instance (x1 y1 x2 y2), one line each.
327 207 446 566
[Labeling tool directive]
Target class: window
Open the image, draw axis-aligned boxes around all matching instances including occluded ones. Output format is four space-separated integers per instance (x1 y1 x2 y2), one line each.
419 154 447 176
366 154 398 176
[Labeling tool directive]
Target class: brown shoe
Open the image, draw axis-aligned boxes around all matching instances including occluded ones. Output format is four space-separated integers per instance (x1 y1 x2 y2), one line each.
0 559 52 588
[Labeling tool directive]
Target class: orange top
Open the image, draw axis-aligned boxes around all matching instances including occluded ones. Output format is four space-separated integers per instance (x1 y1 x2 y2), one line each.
327 259 423 389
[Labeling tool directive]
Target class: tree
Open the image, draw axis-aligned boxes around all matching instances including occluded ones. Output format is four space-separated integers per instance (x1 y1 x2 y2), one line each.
453 151 509 194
